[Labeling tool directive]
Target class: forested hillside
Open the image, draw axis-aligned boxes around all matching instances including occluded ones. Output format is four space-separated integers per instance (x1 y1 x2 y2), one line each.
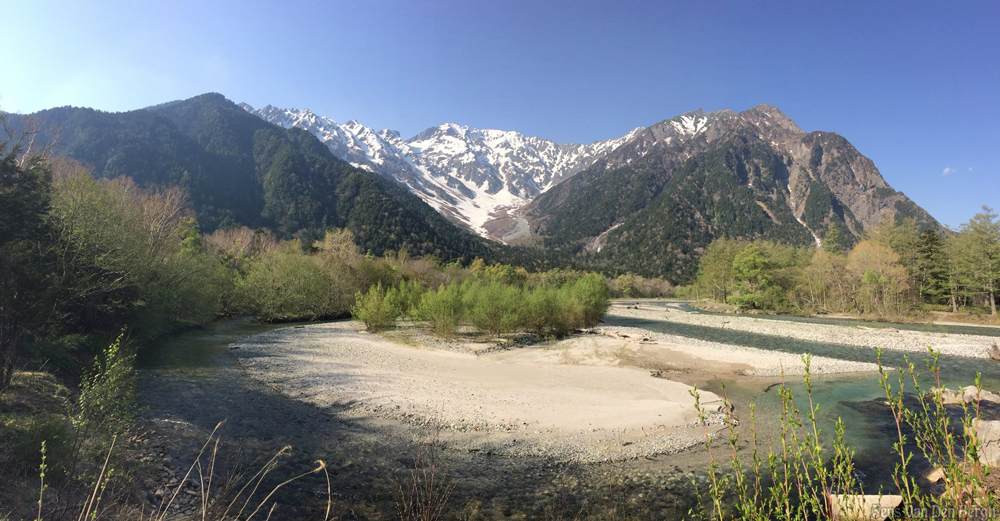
18 94 500 263
9 97 946 283
582 138 816 280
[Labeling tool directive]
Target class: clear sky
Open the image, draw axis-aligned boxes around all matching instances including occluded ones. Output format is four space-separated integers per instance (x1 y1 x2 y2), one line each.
2 1 997 228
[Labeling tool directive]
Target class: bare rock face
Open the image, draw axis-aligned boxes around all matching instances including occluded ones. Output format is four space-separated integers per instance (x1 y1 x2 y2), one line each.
973 418 1000 467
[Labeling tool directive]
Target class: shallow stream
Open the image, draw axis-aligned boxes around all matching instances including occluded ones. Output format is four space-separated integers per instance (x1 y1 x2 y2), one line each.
611 301 1000 491
136 306 999 513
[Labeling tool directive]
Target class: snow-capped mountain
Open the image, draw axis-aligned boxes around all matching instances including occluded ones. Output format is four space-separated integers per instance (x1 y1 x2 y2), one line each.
240 103 643 239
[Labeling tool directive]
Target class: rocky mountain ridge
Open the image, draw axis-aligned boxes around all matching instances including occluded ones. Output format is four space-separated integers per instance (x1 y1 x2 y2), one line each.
242 103 643 237
519 104 939 279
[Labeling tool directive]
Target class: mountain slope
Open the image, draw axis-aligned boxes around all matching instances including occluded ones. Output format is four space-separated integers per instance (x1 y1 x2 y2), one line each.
20 95 940 281
242 104 643 237
24 93 497 262
522 105 940 281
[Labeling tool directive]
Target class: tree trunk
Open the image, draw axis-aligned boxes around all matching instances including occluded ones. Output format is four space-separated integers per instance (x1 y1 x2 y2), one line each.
0 324 20 393
990 278 997 316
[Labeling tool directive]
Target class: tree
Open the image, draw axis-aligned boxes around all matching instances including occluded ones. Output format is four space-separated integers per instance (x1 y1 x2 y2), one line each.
846 241 911 317
48 173 220 337
465 282 522 337
351 282 403 332
799 250 848 313
239 245 344 321
569 273 610 327
419 282 465 336
945 231 976 312
697 238 744 303
0 137 53 391
913 229 948 304
958 207 1000 316
823 221 843 255
614 273 639 298
729 243 772 310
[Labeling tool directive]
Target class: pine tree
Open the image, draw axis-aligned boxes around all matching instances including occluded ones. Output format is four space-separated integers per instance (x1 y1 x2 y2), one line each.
961 207 1000 316
913 229 948 304
824 221 842 255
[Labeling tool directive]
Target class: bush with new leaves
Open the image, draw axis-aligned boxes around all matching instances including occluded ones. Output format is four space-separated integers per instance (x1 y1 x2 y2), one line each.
352 282 403 332
465 282 524 337
419 282 465 336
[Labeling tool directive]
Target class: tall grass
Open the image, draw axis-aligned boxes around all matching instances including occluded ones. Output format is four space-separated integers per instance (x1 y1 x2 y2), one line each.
393 428 454 521
32 422 333 521
690 349 1000 519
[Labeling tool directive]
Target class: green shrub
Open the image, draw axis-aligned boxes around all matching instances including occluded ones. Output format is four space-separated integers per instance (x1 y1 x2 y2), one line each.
397 279 425 318
352 282 403 332
237 246 353 321
522 287 580 338
73 333 138 452
419 283 464 336
691 351 1000 519
567 274 610 327
465 282 523 337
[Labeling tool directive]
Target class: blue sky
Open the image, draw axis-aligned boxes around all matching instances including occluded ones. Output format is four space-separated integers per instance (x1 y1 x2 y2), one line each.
2 1 997 228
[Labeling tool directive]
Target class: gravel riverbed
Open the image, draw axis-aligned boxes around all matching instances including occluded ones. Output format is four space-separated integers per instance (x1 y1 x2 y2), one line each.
613 305 999 360
232 321 725 463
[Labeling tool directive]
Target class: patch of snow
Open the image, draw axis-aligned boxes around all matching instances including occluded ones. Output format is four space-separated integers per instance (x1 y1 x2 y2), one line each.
794 214 822 249
242 103 646 238
595 222 623 253
670 114 708 136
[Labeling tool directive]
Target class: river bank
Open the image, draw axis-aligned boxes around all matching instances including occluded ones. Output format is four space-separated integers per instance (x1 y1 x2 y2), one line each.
136 319 714 519
618 303 999 359
132 304 1000 518
231 321 725 463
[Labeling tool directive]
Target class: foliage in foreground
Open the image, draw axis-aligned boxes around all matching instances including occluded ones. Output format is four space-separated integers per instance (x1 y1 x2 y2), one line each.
690 350 999 520
1 334 141 520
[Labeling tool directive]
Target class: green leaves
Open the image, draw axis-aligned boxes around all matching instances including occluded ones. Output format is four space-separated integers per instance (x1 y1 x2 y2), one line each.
74 333 137 441
419 283 464 337
351 282 403 332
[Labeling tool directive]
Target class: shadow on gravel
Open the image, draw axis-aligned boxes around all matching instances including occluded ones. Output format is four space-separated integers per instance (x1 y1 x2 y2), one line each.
138 319 701 519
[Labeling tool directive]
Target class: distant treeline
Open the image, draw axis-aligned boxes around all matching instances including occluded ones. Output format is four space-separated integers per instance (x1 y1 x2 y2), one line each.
688 213 1000 319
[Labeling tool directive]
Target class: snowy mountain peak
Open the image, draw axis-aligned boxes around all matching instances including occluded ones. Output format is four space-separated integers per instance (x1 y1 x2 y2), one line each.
242 103 646 239
378 129 401 141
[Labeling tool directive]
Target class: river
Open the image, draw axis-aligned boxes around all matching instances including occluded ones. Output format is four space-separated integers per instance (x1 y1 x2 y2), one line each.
136 306 999 517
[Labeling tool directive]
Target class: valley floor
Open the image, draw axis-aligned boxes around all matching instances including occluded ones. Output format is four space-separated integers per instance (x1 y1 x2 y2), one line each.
232 321 721 463
230 304 885 468
129 303 1000 518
